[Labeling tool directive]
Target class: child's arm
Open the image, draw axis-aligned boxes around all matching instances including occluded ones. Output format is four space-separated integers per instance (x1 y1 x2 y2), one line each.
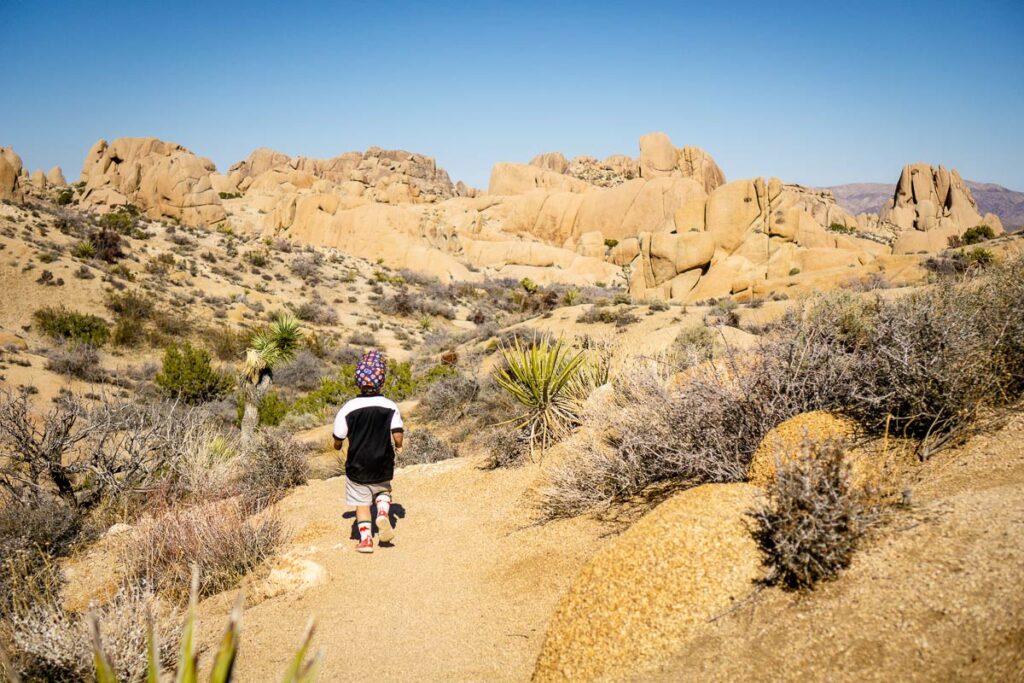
332 404 349 451
391 403 404 451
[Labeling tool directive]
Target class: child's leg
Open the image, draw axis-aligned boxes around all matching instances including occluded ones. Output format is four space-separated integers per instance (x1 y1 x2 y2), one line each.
374 490 395 543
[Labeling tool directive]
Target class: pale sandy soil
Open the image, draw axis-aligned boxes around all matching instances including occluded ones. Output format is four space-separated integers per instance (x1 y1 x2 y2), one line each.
196 454 608 682
643 413 1024 682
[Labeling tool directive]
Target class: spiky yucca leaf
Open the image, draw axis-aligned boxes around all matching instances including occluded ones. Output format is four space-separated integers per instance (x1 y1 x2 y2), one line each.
494 335 588 454
244 314 302 383
91 567 317 682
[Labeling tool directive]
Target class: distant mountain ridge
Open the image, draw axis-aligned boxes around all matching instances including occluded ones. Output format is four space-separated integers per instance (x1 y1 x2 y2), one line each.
826 180 1024 231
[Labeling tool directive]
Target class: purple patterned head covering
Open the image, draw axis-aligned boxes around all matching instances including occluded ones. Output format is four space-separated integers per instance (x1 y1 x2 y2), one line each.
355 350 386 393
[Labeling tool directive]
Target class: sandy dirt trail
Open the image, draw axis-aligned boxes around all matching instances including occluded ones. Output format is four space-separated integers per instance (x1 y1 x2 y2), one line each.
198 455 607 682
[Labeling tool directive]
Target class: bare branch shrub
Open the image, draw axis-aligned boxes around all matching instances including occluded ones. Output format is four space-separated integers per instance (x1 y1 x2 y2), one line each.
235 429 311 509
7 585 178 681
398 429 458 466
480 425 530 469
746 440 868 590
0 391 208 510
45 344 107 382
418 373 479 423
121 498 283 602
273 349 329 391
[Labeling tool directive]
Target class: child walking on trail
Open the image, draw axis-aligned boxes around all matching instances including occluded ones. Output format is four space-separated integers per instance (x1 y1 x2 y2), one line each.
333 350 404 554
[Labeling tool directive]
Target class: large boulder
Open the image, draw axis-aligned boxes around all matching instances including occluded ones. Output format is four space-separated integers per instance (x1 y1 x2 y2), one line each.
533 483 761 682
0 146 24 202
638 131 726 193
488 162 591 195
46 166 67 186
79 137 227 225
748 411 857 487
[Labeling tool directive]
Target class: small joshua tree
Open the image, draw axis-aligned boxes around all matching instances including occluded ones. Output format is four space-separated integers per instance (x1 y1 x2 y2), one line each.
240 314 301 447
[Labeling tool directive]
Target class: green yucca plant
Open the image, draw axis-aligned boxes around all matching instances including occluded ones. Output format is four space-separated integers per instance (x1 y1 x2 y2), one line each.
493 335 590 456
89 570 320 683
240 314 302 446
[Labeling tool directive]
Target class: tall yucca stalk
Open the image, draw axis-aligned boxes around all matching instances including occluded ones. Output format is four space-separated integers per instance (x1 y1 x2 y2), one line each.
88 570 320 683
494 335 588 456
240 314 301 446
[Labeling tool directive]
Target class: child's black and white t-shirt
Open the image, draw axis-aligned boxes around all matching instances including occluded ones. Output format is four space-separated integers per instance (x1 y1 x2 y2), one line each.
333 394 404 484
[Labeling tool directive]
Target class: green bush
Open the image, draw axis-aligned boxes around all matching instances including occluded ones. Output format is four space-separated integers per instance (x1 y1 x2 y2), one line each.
218 191 243 199
961 224 995 245
98 206 137 234
827 223 856 235
71 240 96 259
966 247 994 267
32 306 110 346
236 389 290 427
154 342 232 404
603 238 619 249
290 361 417 416
55 188 74 206
789 267 801 276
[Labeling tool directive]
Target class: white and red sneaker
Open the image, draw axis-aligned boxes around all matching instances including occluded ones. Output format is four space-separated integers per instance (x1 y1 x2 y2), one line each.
356 536 374 554
377 514 395 543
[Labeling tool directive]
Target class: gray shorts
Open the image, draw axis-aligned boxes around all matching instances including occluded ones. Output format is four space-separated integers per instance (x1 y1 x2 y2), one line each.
345 478 392 506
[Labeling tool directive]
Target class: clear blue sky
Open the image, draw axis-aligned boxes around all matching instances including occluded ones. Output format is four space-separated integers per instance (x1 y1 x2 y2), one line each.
2 1 1022 190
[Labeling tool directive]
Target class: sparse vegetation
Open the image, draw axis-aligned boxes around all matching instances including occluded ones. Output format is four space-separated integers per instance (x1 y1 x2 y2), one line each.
747 441 868 590
398 428 458 466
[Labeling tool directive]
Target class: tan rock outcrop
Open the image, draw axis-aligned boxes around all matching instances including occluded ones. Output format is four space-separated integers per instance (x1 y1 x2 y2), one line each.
230 146 456 204
488 163 591 195
638 132 726 193
0 147 25 202
748 411 857 487
528 152 569 174
30 169 47 189
533 483 761 682
46 166 66 186
880 164 1004 253
79 137 227 225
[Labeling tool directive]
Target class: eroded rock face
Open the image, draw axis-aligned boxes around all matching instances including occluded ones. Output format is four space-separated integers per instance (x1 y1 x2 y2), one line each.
0 146 24 202
638 132 726 193
880 163 1004 253
79 137 227 225
46 166 67 186
230 146 456 204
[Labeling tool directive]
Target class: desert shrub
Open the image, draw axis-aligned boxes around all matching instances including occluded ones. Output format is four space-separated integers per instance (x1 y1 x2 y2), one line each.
493 336 592 456
89 228 124 262
419 373 479 423
33 306 110 346
844 280 1010 443
55 188 74 206
154 342 232 404
398 428 458 466
670 326 717 368
245 249 269 268
274 349 329 391
7 585 179 681
236 429 310 509
293 297 338 325
289 254 322 281
961 224 995 244
827 222 856 235
747 441 867 590
98 206 138 234
44 343 106 382
705 297 739 326
218 191 243 199
480 425 531 469
576 304 636 326
375 288 456 319
349 330 378 347
0 392 212 511
71 240 95 259
0 495 83 617
207 325 251 361
121 498 283 602
235 389 290 428
105 289 155 320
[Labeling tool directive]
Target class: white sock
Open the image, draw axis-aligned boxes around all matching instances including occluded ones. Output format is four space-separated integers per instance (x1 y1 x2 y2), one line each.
376 494 391 518
358 520 372 541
